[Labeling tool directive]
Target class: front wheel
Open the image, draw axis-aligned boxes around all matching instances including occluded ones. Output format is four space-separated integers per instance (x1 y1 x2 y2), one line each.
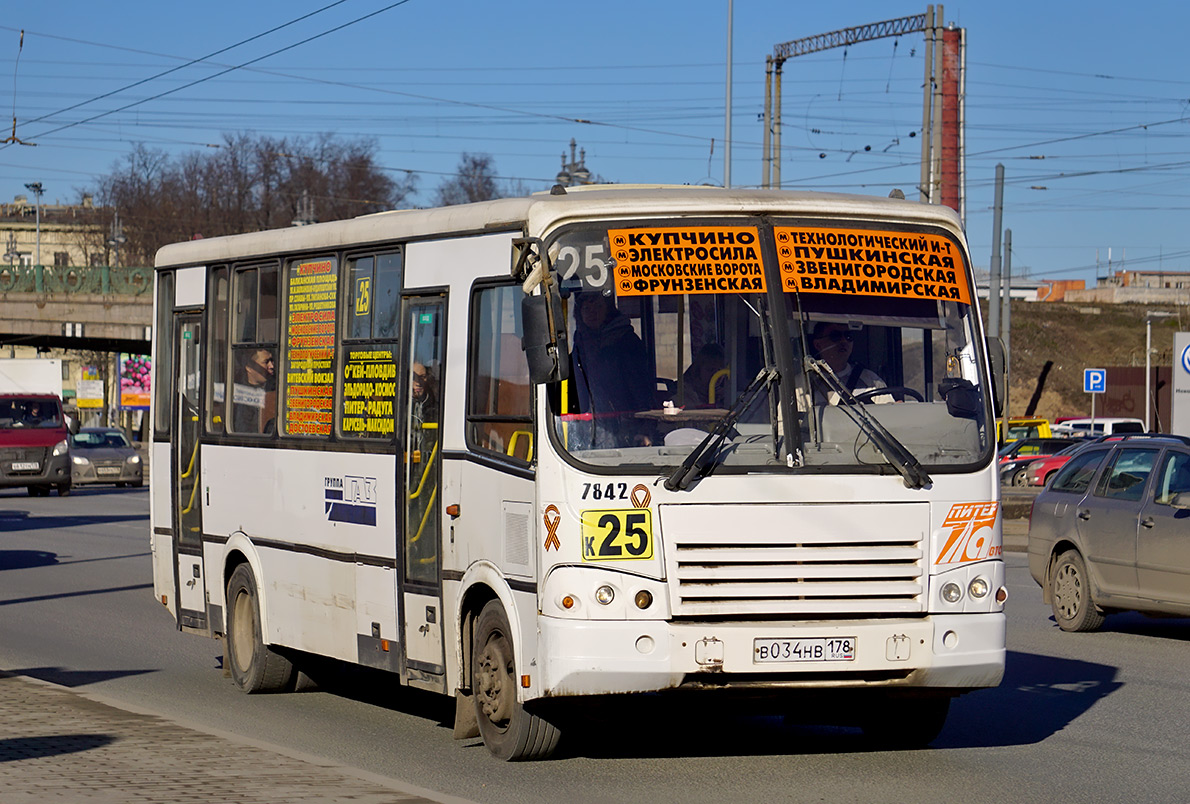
1011 468 1030 487
225 563 296 693
472 600 561 760
1050 550 1104 632
57 482 71 496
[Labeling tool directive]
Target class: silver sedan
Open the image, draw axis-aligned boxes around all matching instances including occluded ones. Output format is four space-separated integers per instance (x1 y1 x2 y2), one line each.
70 427 144 487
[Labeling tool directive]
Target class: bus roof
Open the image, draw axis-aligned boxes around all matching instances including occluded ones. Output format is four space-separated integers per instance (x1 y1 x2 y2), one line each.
154 185 965 270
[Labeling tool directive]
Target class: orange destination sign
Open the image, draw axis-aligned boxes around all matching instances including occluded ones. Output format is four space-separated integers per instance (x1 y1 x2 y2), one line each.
775 226 971 305
609 226 765 297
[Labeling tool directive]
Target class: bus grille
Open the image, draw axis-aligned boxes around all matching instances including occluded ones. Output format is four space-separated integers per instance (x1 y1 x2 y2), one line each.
661 503 927 618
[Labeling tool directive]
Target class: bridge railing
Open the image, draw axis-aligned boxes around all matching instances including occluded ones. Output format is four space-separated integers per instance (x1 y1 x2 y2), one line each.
0 264 152 296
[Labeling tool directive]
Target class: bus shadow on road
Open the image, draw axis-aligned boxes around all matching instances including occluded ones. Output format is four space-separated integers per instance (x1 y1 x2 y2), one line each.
0 549 59 570
937 648 1120 749
0 512 147 533
0 734 115 763
3 667 155 688
263 648 1121 758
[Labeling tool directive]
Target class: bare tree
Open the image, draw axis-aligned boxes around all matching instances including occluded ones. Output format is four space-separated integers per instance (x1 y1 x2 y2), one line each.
434 153 505 206
93 134 415 265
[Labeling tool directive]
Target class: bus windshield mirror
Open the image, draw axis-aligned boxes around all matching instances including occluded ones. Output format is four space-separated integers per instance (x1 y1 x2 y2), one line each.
806 358 931 490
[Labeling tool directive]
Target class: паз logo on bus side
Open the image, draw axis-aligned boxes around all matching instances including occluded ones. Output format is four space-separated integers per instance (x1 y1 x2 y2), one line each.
324 475 378 526
935 502 1000 565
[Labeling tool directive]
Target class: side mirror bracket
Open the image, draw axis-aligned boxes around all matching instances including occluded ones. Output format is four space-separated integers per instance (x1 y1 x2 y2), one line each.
512 237 570 384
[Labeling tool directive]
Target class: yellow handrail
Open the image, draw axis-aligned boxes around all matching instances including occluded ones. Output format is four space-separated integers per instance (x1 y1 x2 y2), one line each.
408 428 439 501
708 368 730 405
179 413 201 516
507 430 533 462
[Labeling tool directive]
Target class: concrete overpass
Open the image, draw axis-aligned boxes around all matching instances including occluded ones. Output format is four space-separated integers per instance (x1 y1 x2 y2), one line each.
0 264 152 354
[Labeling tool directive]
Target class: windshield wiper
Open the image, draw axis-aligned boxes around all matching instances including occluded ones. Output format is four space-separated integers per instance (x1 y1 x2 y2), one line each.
664 367 778 492
806 358 931 490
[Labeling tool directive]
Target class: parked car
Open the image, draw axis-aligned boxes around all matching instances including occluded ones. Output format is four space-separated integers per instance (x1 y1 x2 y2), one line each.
1023 442 1087 487
1028 434 1190 630
1051 417 1144 438
996 417 1052 442
70 427 143 487
999 438 1072 486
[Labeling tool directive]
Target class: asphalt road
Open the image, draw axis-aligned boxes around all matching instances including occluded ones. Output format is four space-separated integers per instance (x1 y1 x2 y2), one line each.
2 485 1189 804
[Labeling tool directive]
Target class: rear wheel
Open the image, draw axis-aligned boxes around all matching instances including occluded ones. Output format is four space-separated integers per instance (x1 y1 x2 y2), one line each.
472 600 561 760
861 695 950 748
1050 550 1104 632
225 563 296 693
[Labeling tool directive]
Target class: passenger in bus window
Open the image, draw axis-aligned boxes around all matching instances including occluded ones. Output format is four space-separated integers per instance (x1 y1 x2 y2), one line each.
410 362 438 451
232 349 275 433
805 322 889 406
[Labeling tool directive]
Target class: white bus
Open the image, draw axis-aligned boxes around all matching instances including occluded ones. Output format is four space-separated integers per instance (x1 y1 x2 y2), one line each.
150 186 1006 760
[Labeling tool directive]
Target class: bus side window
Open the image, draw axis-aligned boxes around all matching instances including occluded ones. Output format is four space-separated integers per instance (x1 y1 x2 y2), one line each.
229 263 279 436
207 267 229 433
339 250 403 440
468 284 533 463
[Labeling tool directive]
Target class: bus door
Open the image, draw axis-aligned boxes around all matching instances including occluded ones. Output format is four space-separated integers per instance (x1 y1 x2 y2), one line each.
172 314 208 632
400 295 446 680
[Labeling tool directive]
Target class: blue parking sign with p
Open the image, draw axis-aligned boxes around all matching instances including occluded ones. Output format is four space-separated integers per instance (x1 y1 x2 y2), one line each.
1084 368 1107 394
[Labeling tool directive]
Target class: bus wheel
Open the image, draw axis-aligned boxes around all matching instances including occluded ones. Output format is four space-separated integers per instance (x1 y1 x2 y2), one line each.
472 600 560 761
225 563 296 693
861 694 950 748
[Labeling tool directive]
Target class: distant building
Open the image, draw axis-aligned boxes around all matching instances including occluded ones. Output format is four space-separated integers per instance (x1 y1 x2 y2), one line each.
973 274 1076 302
1 194 107 268
1063 269 1190 305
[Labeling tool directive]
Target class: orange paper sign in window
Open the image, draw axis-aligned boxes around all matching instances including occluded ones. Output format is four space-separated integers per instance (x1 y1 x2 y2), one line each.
775 226 971 305
609 226 765 297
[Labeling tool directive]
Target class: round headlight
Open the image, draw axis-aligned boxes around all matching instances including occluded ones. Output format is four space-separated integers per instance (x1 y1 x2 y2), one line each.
634 589 653 610
968 577 990 599
941 582 963 603
594 585 615 605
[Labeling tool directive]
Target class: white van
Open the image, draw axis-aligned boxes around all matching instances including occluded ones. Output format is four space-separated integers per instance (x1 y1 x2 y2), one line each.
1051 417 1145 437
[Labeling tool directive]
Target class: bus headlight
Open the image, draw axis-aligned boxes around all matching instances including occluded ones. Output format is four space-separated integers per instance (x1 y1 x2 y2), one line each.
941 582 963 603
594 585 615 605
968 577 990 599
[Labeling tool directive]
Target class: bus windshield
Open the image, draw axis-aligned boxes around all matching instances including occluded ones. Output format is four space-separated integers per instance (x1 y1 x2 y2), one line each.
547 218 991 474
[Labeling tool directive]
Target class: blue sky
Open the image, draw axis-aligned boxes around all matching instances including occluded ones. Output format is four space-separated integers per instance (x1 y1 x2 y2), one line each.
2 0 1188 286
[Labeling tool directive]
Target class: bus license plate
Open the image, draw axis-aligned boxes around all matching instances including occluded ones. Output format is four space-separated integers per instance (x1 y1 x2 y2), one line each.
11 462 39 471
754 637 856 663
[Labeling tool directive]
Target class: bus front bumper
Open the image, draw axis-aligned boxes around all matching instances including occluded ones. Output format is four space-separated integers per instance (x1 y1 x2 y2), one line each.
536 613 1005 698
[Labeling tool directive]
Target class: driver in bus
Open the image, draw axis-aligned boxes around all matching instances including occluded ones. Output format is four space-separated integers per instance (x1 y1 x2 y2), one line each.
803 322 891 406
570 291 654 447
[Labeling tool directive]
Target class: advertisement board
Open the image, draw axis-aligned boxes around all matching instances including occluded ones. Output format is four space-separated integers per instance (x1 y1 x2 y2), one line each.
119 354 151 410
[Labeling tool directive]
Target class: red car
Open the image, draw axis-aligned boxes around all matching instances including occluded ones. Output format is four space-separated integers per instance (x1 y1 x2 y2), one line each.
1025 443 1085 487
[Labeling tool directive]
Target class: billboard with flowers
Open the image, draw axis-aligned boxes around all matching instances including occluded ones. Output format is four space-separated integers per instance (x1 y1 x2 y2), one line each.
120 354 151 410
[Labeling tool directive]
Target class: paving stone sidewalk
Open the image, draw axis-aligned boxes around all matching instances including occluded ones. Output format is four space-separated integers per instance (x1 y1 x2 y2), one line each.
0 673 462 804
